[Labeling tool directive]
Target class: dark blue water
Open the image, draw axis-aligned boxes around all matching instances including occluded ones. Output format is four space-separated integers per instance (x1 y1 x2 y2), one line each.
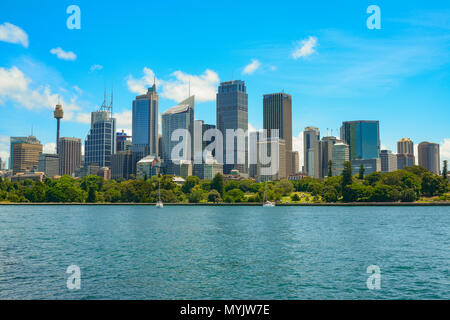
0 205 448 299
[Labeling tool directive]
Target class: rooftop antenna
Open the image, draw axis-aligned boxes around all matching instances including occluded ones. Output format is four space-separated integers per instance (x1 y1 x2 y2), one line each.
188 79 191 97
111 84 114 115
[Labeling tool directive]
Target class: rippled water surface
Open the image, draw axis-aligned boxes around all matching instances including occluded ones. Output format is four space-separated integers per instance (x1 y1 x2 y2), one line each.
0 205 448 299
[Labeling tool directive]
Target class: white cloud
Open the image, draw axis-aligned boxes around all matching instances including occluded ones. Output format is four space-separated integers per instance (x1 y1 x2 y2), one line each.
43 142 56 154
292 131 304 168
115 110 132 134
75 112 91 124
126 67 159 95
441 138 450 162
89 64 103 73
292 36 318 59
0 66 82 114
0 134 9 166
243 59 261 75
50 47 77 61
0 22 28 48
127 68 219 103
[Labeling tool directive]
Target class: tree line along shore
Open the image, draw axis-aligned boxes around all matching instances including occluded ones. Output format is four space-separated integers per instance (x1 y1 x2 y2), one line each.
0 162 449 204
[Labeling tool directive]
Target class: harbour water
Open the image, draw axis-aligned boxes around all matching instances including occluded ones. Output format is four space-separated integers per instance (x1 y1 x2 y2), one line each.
0 205 448 299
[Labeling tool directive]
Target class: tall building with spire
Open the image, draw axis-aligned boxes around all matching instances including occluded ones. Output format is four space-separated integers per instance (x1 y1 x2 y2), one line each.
54 100 64 154
132 84 159 160
161 96 195 173
84 93 117 168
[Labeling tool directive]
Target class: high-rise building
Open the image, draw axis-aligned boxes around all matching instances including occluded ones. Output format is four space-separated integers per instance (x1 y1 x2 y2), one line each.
303 127 320 178
58 137 82 176
340 120 380 160
132 85 159 159
161 96 195 173
111 151 136 180
380 150 397 172
9 136 29 169
263 93 293 176
352 158 381 176
216 80 248 174
12 136 42 174
116 130 132 152
331 142 349 176
54 102 64 154
38 153 59 178
397 153 415 170
292 151 299 174
397 138 414 155
397 138 415 169
319 136 340 178
85 102 116 168
257 138 286 181
0 157 5 170
418 142 440 174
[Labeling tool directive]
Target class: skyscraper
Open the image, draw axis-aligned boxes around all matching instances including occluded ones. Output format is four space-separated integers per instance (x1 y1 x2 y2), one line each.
38 153 59 178
58 137 82 176
263 93 293 175
132 85 159 159
331 142 349 176
340 120 380 160
161 96 195 169
303 127 320 178
12 136 42 174
418 142 440 174
319 136 339 178
216 80 248 174
9 136 29 169
380 150 398 172
85 101 116 168
54 101 64 154
397 138 415 169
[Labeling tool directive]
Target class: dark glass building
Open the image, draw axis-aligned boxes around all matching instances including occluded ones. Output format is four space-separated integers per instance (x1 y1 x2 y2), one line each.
132 85 159 159
85 109 116 168
340 120 380 160
216 80 248 174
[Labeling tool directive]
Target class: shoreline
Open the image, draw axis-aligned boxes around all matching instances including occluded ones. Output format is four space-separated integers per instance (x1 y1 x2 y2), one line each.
0 202 449 206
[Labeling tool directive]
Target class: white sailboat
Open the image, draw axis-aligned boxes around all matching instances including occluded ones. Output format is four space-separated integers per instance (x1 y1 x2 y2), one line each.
156 177 164 208
263 181 275 207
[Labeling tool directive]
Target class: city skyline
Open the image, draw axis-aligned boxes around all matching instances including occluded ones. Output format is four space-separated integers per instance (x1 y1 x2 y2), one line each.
1 1 450 168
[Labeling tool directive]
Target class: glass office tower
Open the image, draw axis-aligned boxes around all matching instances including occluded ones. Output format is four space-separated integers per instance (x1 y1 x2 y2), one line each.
161 96 195 164
85 109 116 168
216 80 248 174
132 84 159 160
340 120 380 160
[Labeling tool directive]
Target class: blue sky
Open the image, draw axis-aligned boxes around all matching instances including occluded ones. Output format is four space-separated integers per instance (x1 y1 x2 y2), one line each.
0 0 449 168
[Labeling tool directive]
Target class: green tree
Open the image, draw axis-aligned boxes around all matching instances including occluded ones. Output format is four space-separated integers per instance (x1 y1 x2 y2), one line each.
188 190 203 203
87 187 97 203
341 161 353 202
443 160 448 180
182 176 200 194
224 188 245 203
328 160 333 177
275 179 294 196
210 173 224 196
421 172 446 197
291 193 301 202
359 164 365 180
207 190 222 203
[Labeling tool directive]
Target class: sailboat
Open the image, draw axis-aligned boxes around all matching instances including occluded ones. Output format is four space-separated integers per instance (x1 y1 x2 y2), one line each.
156 176 164 208
263 181 275 207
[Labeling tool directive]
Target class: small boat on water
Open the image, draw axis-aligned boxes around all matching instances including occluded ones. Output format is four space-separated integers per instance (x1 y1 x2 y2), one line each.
156 177 163 208
262 182 275 207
